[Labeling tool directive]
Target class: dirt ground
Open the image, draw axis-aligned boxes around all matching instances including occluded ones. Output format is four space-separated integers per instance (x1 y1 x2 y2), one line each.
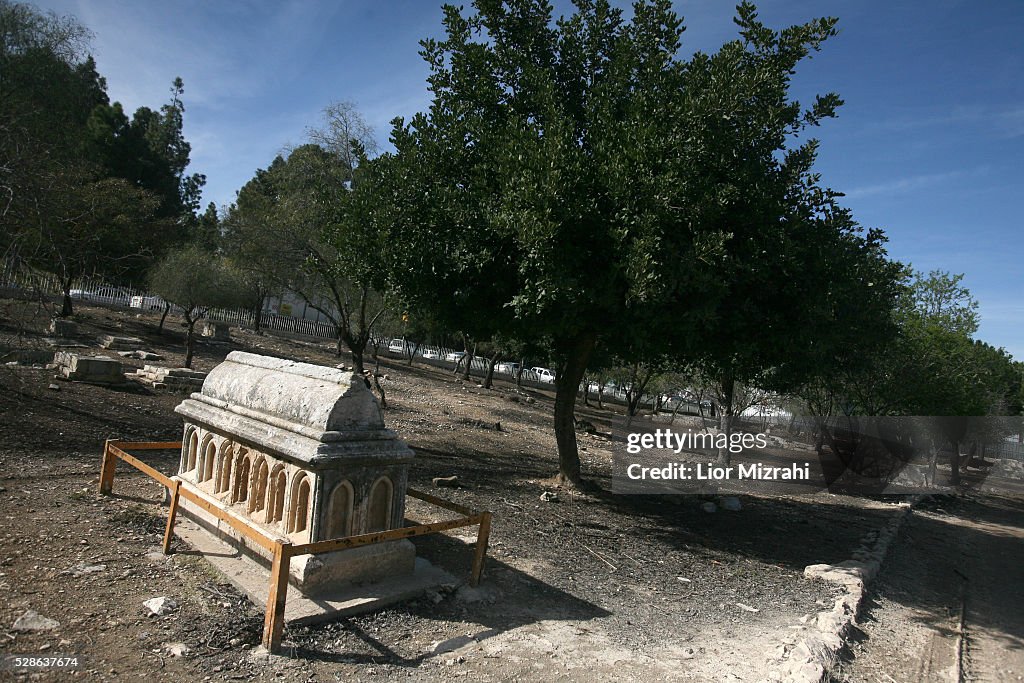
1 297 1015 682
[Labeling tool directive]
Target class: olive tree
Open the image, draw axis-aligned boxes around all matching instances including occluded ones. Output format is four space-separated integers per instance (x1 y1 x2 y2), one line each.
148 245 245 367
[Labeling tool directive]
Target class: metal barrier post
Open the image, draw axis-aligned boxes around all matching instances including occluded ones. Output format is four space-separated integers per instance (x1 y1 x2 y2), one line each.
470 510 492 587
162 480 181 554
98 440 117 495
263 542 292 654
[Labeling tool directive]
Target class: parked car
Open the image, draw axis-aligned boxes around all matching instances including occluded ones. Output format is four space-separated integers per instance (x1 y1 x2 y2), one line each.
445 351 467 363
531 367 556 383
421 349 440 360
69 289 94 301
496 361 520 375
388 338 408 354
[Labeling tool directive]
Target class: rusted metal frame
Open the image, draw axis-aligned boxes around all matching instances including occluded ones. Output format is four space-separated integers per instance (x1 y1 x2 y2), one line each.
99 441 493 656
263 541 293 654
175 484 280 552
108 444 175 488
470 510 492 587
162 480 181 554
110 441 182 450
100 441 280 553
291 513 483 556
406 487 474 516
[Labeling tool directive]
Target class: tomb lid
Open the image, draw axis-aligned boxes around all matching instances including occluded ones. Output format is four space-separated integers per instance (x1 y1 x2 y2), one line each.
187 351 384 434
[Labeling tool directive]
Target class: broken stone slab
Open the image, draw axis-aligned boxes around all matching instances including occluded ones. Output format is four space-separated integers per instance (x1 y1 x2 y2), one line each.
100 335 144 350
53 351 125 384
12 610 60 632
48 318 79 338
199 320 231 341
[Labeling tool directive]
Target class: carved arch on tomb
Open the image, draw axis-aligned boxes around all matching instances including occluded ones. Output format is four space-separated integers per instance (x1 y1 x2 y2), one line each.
326 480 354 538
288 472 311 534
216 443 234 494
249 454 270 515
366 476 393 533
232 449 251 504
182 427 198 473
267 464 287 524
197 433 215 482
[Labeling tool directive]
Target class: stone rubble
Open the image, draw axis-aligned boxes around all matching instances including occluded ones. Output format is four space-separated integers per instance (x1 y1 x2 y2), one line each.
133 365 207 390
99 335 145 350
12 610 61 632
53 351 125 385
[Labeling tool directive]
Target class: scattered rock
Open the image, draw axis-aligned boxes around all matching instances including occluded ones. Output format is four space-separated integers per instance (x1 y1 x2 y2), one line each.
432 476 460 488
701 501 717 513
144 597 178 616
540 491 559 502
48 383 60 391
719 496 742 512
13 610 60 632
574 418 597 434
64 562 106 576
165 642 189 657
735 602 759 613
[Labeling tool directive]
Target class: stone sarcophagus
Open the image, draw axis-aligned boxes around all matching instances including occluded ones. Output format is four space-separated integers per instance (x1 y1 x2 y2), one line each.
173 351 415 594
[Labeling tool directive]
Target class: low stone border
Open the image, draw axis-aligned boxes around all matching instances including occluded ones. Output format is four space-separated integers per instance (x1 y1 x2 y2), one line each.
760 497 922 683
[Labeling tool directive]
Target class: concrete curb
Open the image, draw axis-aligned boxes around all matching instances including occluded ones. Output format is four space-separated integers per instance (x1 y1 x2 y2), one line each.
760 496 924 683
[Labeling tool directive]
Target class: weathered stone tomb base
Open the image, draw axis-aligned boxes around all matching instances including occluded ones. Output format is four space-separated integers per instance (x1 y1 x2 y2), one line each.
171 515 455 625
174 482 417 594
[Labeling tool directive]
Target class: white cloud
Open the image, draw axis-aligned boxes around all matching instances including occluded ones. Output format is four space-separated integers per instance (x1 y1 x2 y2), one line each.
844 166 990 200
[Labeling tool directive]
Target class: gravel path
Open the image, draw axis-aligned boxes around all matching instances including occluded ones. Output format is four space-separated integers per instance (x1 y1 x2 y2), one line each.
832 493 1024 682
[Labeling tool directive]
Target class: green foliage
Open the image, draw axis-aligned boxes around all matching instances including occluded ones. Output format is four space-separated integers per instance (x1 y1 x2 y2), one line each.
148 244 246 367
376 0 892 483
223 105 391 371
1 1 205 296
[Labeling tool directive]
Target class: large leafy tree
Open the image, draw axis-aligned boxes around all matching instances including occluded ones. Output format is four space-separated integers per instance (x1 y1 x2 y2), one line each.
2 2 204 308
224 104 391 371
378 0 892 486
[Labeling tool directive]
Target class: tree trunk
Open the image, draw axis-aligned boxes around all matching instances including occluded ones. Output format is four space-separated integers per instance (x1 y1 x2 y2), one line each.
407 341 420 366
460 341 476 381
158 302 171 334
184 319 196 369
483 356 498 389
252 301 263 332
553 333 597 487
596 387 604 409
349 339 366 375
60 281 73 317
949 438 961 486
716 372 736 466
515 361 525 388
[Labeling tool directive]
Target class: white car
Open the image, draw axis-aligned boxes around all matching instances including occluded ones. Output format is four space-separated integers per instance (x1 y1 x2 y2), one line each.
445 351 467 363
496 361 520 375
421 349 440 360
69 289 93 301
531 367 555 383
388 339 408 354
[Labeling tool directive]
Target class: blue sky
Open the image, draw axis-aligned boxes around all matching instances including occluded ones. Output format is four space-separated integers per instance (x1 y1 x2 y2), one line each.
35 0 1024 360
